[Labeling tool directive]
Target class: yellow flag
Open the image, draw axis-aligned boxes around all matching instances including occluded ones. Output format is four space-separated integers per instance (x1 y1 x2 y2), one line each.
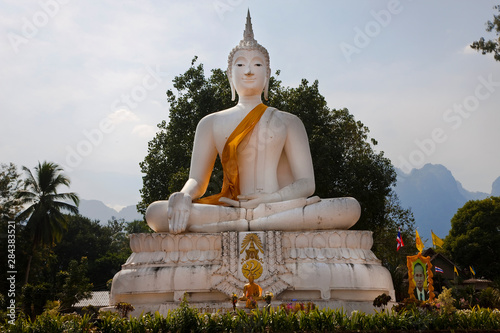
470 266 476 276
416 230 424 253
431 230 444 248
454 266 459 275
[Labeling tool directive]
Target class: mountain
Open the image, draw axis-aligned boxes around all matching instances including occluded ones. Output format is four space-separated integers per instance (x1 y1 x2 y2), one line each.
78 199 143 224
394 163 490 240
492 176 500 196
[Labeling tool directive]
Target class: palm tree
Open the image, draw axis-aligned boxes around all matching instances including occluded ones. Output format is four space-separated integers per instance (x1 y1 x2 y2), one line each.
17 161 79 285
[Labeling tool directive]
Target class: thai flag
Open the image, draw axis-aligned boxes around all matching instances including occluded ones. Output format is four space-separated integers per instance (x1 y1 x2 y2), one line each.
435 266 444 273
397 230 404 251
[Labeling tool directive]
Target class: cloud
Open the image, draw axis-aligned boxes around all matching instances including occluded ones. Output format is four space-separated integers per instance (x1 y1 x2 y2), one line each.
132 124 158 138
461 43 476 54
108 109 140 124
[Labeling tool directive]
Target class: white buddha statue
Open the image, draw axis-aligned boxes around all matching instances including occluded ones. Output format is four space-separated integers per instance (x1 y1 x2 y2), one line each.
146 11 360 234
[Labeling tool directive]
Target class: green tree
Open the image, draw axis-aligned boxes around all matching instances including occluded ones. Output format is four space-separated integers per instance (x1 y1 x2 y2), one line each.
0 163 24 295
125 219 153 234
0 163 23 222
138 58 413 263
16 161 79 285
91 218 132 289
56 256 93 311
53 215 132 290
373 191 416 301
444 196 500 281
21 282 54 319
471 5 500 61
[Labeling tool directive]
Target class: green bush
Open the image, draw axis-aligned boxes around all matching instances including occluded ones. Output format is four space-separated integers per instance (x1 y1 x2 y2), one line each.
478 287 500 309
21 283 54 319
169 294 201 332
2 300 500 332
114 302 134 318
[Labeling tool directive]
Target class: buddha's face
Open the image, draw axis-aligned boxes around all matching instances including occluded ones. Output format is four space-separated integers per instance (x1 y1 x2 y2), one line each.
231 49 268 98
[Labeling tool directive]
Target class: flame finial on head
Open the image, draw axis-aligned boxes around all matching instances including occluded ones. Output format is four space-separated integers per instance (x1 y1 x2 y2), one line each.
237 9 263 51
227 9 271 100
243 9 255 44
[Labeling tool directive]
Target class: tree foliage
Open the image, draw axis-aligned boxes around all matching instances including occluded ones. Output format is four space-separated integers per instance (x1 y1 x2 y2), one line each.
0 163 25 295
0 161 147 312
56 257 93 311
471 5 500 61
52 216 132 290
372 191 416 301
17 161 79 248
21 282 54 319
16 161 79 285
138 58 415 274
444 196 500 281
0 162 23 223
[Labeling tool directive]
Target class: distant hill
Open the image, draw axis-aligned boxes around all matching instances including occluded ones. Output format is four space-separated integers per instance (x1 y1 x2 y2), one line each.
78 199 142 224
492 176 500 196
394 163 493 241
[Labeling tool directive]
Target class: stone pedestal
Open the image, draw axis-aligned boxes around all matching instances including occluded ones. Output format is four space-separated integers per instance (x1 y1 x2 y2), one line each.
108 230 394 315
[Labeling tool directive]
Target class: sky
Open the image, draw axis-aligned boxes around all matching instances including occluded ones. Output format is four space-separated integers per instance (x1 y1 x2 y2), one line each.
1 0 499 211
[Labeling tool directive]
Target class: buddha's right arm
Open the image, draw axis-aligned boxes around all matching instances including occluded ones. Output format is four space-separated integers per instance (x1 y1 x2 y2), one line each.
183 116 218 200
166 118 218 233
178 178 203 199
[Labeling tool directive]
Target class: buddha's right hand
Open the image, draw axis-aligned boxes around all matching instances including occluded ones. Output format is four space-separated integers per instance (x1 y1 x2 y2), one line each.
167 192 192 234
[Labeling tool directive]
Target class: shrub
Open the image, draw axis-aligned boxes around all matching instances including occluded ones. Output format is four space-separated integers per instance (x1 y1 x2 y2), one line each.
115 302 134 318
2 297 500 332
169 294 200 333
436 286 456 314
21 283 53 319
478 287 500 309
81 304 99 320
96 310 127 333
392 297 436 313
279 301 316 314
373 293 392 310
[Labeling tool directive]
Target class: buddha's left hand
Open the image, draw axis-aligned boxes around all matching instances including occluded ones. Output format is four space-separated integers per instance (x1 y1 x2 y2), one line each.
219 192 281 209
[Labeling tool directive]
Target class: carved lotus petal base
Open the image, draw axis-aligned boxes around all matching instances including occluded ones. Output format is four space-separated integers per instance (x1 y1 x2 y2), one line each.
109 230 394 315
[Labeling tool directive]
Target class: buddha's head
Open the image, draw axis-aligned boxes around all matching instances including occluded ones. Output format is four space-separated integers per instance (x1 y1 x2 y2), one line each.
227 10 271 101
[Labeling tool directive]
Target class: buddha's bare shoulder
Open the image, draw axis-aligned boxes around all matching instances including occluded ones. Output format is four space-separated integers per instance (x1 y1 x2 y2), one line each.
271 108 306 127
197 106 238 126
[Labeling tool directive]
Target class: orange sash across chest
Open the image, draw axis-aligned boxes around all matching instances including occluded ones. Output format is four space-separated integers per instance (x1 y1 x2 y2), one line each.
195 103 268 205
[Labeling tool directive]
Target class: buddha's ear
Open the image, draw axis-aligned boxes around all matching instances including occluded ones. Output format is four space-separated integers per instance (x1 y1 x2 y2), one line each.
263 77 269 101
230 81 236 101
227 70 236 101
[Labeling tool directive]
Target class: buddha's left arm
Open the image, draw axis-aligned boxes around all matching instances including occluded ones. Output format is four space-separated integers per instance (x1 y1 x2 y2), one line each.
279 114 315 199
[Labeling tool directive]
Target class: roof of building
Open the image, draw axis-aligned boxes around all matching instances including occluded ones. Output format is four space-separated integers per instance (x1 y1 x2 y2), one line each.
463 278 492 284
422 248 457 269
74 291 110 308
